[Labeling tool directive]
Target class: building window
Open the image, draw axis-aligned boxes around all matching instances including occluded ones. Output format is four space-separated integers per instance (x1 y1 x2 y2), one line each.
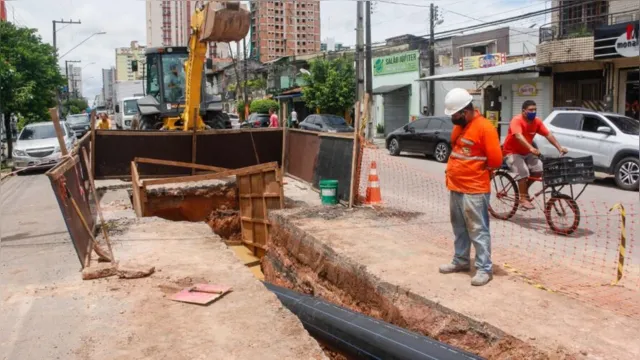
558 0 608 39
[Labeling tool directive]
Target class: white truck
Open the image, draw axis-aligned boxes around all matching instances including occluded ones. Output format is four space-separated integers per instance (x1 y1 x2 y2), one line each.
113 81 145 130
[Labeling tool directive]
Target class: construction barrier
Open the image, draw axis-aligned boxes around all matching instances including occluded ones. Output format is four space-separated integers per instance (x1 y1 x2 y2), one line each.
354 145 640 319
93 128 283 179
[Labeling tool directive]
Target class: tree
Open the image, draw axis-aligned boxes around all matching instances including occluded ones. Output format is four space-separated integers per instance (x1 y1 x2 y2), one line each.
249 99 279 114
301 57 356 115
62 98 89 117
0 21 65 158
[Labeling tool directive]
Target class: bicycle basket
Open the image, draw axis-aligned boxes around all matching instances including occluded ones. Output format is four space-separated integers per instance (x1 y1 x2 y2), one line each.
542 156 595 186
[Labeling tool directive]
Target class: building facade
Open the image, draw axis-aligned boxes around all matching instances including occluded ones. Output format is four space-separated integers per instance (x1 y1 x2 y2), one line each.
250 0 321 62
101 67 116 110
145 0 231 59
67 64 83 99
537 0 639 119
115 41 145 81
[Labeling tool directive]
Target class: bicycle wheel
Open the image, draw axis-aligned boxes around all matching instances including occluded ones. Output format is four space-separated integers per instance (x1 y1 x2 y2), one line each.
544 194 581 235
489 170 519 220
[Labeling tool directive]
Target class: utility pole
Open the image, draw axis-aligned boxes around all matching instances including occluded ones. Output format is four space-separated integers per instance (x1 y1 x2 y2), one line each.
428 4 439 116
65 60 81 114
53 19 81 118
355 2 365 103
243 37 249 120
364 1 373 139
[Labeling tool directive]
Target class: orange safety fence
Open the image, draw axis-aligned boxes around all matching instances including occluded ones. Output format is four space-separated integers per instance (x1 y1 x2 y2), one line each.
353 143 639 319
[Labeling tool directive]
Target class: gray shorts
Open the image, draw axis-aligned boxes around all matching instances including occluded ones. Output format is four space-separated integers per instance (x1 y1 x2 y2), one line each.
505 153 543 179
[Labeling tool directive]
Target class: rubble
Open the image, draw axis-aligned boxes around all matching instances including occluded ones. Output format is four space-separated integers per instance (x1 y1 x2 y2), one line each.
116 262 156 279
81 263 117 280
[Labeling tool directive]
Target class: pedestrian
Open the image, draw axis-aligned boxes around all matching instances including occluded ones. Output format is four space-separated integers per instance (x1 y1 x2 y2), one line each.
97 113 111 130
290 109 298 128
502 100 567 209
269 108 279 128
439 88 503 286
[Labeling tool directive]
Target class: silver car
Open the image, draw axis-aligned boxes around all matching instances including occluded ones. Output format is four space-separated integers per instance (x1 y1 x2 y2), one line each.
12 122 77 171
535 109 639 191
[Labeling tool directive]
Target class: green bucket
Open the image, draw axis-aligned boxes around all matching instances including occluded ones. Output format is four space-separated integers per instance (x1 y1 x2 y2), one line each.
319 179 339 205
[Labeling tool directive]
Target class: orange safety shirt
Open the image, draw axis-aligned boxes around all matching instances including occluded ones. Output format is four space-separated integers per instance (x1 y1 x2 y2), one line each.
445 110 503 194
502 114 549 156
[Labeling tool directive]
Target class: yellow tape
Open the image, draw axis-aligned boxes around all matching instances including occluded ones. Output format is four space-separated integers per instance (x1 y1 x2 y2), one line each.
609 203 626 286
503 263 555 293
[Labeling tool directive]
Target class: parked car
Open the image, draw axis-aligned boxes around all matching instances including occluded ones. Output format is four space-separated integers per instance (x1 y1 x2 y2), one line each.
12 121 77 172
227 113 240 129
385 116 453 163
240 113 271 128
65 113 91 138
535 108 639 191
299 114 353 133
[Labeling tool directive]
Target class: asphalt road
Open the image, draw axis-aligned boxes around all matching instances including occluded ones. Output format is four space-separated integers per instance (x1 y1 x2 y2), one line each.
0 173 93 360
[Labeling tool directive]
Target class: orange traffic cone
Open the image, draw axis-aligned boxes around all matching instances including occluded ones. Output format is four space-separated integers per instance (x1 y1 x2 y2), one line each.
365 161 382 205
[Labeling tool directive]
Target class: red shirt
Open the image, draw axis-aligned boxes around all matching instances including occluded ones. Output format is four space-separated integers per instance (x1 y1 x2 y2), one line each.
269 114 279 128
502 114 550 156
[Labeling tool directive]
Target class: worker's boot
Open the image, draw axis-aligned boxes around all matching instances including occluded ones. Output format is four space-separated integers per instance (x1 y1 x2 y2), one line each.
439 263 470 274
471 271 493 286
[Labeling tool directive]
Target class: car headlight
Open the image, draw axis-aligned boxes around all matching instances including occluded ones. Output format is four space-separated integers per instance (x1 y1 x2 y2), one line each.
13 149 27 156
53 145 60 153
327 129 337 133
85 126 90 130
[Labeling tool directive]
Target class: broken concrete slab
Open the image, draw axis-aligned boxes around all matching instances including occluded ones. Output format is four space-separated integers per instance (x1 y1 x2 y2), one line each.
264 206 640 360
116 262 155 279
81 263 117 280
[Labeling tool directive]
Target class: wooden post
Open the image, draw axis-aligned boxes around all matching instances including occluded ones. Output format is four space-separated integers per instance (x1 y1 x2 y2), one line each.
191 107 198 175
49 108 68 156
348 101 361 208
89 109 97 179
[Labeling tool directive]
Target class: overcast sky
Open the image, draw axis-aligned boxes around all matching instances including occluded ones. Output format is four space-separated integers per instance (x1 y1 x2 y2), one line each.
7 0 547 102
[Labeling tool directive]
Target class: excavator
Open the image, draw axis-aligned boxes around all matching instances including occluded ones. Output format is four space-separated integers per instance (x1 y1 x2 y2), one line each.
135 1 250 130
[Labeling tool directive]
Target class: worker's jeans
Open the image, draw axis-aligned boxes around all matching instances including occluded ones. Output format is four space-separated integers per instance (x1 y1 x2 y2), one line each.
449 191 492 274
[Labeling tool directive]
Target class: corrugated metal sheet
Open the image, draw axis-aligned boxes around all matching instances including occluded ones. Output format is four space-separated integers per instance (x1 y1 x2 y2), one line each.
286 130 320 183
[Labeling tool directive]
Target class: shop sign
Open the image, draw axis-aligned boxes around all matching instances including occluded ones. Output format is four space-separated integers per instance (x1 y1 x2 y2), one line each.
459 53 506 71
594 21 639 59
517 83 537 97
373 50 419 76
485 111 499 128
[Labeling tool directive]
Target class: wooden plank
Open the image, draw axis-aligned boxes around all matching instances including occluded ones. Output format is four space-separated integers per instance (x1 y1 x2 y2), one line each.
281 126 287 178
134 157 228 172
239 193 282 198
49 108 68 156
287 128 320 135
90 109 97 180
317 132 355 139
142 161 278 187
349 100 361 208
131 161 144 217
191 107 198 175
94 130 192 137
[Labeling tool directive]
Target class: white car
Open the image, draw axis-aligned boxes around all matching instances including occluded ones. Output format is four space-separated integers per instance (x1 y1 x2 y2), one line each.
12 121 77 171
535 108 639 191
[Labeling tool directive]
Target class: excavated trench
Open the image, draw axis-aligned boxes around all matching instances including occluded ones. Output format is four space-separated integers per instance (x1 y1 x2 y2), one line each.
135 184 544 359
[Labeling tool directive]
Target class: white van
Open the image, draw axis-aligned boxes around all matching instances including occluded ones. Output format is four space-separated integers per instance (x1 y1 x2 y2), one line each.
115 97 142 130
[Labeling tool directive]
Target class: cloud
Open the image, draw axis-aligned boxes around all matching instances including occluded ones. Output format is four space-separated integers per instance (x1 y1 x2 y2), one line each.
9 0 546 101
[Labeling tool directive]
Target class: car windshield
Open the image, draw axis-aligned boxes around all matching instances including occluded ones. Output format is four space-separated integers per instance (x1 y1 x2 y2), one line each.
605 115 639 135
162 53 188 103
67 114 89 124
19 123 64 140
321 115 348 126
123 99 139 115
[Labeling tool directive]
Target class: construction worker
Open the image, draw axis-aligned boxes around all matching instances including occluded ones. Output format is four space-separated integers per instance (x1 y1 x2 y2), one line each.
97 113 111 130
439 88 502 286
502 100 567 209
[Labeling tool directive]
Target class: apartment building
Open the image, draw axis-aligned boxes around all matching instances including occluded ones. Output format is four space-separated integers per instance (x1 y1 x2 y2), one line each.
67 64 83 99
115 41 145 81
145 0 231 59
101 67 115 109
537 0 639 117
250 0 321 62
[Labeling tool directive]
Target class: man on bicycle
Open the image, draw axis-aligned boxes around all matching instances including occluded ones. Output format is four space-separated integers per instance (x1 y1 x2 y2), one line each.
503 100 568 209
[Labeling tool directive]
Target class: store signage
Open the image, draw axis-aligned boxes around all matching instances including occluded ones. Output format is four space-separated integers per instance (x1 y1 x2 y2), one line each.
373 50 419 76
594 21 639 59
459 53 506 71
517 83 537 97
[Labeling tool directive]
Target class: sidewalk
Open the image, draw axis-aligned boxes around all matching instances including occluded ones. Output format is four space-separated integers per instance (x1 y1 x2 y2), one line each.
264 205 640 359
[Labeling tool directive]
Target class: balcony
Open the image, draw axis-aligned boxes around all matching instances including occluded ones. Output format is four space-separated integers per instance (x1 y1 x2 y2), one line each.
536 14 609 65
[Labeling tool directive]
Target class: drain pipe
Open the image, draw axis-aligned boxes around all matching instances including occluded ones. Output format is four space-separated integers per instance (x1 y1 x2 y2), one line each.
263 282 484 360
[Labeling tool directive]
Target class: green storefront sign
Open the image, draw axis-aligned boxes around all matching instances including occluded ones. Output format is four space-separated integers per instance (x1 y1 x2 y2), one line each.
373 50 419 76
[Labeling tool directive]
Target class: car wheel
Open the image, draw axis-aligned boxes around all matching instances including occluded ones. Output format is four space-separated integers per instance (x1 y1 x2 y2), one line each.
388 138 401 156
434 142 450 163
614 157 639 191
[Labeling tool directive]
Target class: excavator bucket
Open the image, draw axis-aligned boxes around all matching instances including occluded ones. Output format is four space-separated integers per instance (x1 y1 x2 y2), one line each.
200 2 250 43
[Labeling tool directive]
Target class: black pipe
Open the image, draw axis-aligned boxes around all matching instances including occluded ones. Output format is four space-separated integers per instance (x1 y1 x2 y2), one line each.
263 282 484 360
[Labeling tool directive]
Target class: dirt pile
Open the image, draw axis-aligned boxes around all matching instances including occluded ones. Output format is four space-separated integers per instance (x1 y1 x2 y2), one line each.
207 207 241 240
144 184 238 222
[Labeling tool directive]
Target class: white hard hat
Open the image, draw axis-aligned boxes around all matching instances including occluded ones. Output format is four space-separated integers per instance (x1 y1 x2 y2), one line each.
444 88 473 116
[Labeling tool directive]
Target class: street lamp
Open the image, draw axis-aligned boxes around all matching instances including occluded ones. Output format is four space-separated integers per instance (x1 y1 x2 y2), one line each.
59 32 106 59
82 62 96 70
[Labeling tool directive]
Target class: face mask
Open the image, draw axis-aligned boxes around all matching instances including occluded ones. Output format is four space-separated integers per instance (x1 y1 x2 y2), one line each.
526 112 536 121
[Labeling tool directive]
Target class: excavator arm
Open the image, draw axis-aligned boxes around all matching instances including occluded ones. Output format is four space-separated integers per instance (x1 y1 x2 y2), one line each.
178 1 250 131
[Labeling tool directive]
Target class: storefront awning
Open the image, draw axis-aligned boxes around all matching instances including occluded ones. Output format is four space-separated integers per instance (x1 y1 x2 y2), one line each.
274 93 303 100
372 84 410 94
417 59 538 81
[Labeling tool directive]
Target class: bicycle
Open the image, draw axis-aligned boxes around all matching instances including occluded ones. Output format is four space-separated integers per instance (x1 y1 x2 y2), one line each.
488 154 593 235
